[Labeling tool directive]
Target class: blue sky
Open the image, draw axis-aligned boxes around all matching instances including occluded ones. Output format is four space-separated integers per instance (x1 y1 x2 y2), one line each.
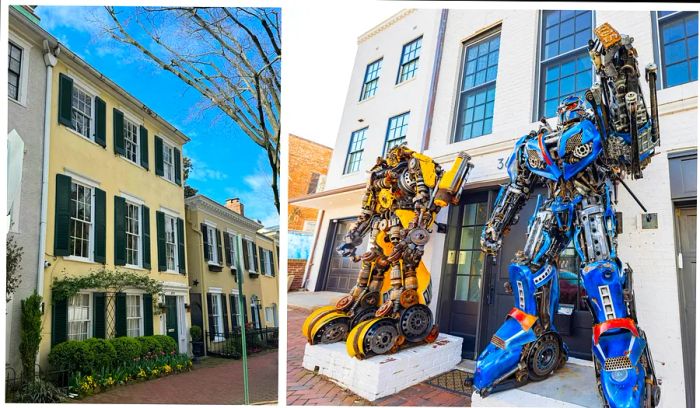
36 6 278 227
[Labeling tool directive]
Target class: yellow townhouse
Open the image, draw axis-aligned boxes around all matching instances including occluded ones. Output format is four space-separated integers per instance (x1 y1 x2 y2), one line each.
185 195 279 355
39 43 191 365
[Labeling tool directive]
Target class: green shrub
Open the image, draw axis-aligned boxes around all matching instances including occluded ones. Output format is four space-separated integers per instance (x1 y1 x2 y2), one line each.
152 335 177 354
12 379 65 403
109 337 141 363
49 341 94 374
137 336 162 356
222 337 242 359
84 338 117 370
19 293 43 379
190 325 202 341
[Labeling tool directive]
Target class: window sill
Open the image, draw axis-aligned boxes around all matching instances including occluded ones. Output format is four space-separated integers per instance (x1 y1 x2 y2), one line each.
119 155 147 171
159 175 182 188
9 97 27 108
208 264 223 272
358 94 377 104
162 269 182 275
63 256 96 264
395 75 417 88
66 126 102 148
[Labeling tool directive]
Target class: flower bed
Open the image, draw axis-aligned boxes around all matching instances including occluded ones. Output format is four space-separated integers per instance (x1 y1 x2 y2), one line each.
48 335 192 397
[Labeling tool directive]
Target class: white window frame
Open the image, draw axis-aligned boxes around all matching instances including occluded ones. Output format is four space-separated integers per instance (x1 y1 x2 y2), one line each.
211 293 225 342
125 200 142 268
231 292 241 328
122 115 140 164
164 214 179 272
264 249 273 276
206 223 219 265
227 231 238 268
71 83 95 140
246 239 257 273
67 292 92 341
126 293 144 337
68 179 95 261
162 140 176 183
8 33 31 106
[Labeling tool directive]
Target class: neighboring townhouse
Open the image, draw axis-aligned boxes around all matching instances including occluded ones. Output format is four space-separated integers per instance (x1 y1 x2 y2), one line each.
36 19 191 365
185 195 278 352
6 6 49 372
292 9 697 408
287 134 332 291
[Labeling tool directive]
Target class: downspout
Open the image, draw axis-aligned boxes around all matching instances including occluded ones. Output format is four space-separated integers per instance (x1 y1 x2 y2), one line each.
420 9 449 153
301 209 325 290
37 41 59 300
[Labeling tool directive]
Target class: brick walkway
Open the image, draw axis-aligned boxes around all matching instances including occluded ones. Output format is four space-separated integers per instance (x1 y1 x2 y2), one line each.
287 306 470 406
79 350 278 404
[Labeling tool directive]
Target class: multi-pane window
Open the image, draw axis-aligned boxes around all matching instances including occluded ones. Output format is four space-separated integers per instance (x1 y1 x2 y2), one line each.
211 293 224 341
124 119 139 164
228 233 238 267
126 295 143 337
165 215 178 271
125 202 141 266
207 226 218 264
163 143 175 182
264 249 273 276
455 33 500 142
656 11 698 88
344 128 367 174
397 37 422 83
360 58 382 100
384 112 410 153
231 294 241 327
72 86 93 138
68 293 91 341
246 240 257 272
70 182 93 259
8 42 22 101
539 10 593 118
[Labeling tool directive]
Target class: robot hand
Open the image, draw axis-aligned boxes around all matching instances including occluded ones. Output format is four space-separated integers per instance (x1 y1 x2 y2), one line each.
336 242 357 258
481 226 503 255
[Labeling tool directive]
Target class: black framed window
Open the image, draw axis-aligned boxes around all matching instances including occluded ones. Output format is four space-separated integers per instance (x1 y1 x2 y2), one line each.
539 10 593 119
455 32 500 142
383 112 409 153
360 58 382 100
655 11 698 88
454 200 488 302
344 128 367 174
397 37 422 83
8 41 22 101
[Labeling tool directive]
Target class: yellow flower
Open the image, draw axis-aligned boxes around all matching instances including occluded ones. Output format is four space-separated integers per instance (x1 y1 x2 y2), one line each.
176 364 183 371
163 364 173 374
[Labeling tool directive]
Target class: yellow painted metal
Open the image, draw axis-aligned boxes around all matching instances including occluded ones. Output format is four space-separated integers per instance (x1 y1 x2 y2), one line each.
301 305 337 342
595 22 621 49
377 188 394 209
412 152 437 188
435 155 465 207
346 319 374 358
309 311 349 343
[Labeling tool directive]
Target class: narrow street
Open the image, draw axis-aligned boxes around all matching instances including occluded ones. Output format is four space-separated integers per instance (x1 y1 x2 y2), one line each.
78 350 278 404
287 306 470 406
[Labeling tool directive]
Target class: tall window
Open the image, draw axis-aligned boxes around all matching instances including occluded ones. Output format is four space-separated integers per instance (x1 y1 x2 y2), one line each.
264 250 273 276
70 181 93 259
397 37 422 83
539 10 593 118
455 33 500 142
246 239 257 272
165 215 178 271
207 226 218 264
125 202 141 266
126 295 143 337
231 294 241 327
124 119 139 164
163 143 175 182
656 11 698 88
384 112 410 153
68 293 91 341
344 128 367 174
228 233 238 267
360 58 382 100
8 42 22 101
211 293 224 341
72 85 94 138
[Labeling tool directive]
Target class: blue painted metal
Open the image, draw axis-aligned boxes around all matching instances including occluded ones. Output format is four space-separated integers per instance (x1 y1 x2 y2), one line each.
581 260 628 324
559 119 604 180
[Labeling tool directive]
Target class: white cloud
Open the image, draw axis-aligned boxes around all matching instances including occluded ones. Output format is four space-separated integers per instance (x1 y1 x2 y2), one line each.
222 155 278 227
188 157 228 182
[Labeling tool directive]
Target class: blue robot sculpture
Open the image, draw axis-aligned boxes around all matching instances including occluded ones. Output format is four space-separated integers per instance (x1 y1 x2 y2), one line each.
465 23 662 408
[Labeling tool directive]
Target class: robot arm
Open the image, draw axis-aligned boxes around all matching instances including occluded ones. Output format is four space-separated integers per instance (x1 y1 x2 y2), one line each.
482 136 539 255
337 172 379 258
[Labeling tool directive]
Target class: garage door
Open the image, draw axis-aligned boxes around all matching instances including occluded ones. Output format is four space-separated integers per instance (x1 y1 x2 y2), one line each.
321 218 370 293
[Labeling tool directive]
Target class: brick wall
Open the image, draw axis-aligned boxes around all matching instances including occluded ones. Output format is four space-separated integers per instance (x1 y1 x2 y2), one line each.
287 259 307 291
288 134 333 231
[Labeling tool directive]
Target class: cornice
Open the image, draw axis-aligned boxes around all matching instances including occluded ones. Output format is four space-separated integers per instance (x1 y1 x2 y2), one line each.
358 9 416 44
186 195 263 232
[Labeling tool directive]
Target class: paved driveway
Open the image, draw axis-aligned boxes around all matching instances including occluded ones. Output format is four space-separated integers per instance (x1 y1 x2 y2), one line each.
79 350 278 404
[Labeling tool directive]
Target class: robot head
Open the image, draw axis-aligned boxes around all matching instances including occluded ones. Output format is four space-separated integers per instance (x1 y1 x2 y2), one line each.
557 95 586 126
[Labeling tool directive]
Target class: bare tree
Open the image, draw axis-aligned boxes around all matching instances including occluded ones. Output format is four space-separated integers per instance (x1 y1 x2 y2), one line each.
103 7 281 211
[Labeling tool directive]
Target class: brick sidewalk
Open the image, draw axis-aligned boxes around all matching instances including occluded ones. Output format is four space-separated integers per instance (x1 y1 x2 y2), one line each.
79 350 278 404
287 306 470 406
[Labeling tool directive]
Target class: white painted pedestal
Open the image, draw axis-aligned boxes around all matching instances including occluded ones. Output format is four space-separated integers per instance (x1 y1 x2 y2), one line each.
302 333 463 401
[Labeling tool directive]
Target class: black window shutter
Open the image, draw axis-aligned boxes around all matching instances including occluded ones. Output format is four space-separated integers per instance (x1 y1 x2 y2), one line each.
94 97 107 147
142 206 151 269
230 295 238 328
242 295 248 325
271 250 276 277
201 223 210 261
222 296 229 335
258 247 265 274
58 73 73 127
115 292 127 337
140 125 149 170
113 109 125 156
51 295 68 346
216 229 223 265
242 239 249 271
174 148 182 185
177 218 186 274
155 136 164 176
143 294 154 336
54 174 72 256
94 188 106 263
114 196 127 266
206 293 215 340
224 233 232 266
93 292 106 338
156 211 166 271
252 243 259 272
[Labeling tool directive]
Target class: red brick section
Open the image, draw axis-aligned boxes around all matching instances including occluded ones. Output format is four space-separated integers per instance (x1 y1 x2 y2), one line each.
287 306 471 406
288 259 307 291
288 135 333 230
79 350 278 404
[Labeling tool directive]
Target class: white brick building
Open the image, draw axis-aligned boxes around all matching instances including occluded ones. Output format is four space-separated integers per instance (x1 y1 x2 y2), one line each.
292 8 697 408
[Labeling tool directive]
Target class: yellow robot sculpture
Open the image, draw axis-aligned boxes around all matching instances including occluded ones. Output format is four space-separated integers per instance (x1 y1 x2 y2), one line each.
302 145 473 358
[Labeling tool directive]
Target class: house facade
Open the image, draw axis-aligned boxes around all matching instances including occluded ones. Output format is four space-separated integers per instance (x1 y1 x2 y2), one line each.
292 9 697 408
185 195 279 348
6 6 49 372
37 23 191 365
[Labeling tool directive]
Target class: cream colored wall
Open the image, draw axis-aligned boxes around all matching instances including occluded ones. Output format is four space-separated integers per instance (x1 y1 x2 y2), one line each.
256 236 279 327
40 59 189 365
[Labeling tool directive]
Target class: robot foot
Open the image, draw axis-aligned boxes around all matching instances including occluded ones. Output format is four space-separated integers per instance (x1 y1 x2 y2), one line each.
301 306 351 345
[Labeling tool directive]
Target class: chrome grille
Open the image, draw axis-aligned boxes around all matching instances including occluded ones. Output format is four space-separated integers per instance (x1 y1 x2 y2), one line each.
604 356 633 371
527 149 544 169
565 132 583 154
491 335 506 350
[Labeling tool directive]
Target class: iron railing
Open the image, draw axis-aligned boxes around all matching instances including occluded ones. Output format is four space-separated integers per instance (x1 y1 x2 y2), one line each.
204 327 278 358
5 364 70 397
